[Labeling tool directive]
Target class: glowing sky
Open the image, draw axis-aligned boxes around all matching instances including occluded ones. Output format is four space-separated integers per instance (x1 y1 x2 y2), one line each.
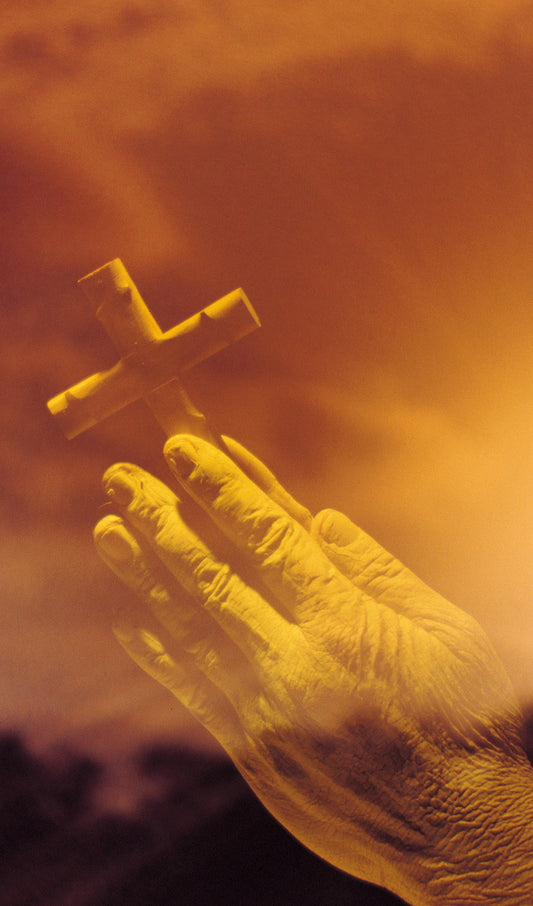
3 0 533 756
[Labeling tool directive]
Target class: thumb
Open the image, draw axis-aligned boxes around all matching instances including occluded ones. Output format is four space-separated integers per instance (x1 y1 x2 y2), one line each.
312 508 361 550
311 508 385 587
313 510 452 628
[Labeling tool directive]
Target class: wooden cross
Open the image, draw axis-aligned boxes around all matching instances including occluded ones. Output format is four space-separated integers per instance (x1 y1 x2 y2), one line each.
47 259 260 444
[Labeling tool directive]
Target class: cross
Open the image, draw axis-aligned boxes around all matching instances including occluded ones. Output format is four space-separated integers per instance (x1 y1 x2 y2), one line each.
47 259 260 445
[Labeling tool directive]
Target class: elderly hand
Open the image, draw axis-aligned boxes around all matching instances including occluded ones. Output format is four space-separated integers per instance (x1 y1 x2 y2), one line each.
94 436 533 906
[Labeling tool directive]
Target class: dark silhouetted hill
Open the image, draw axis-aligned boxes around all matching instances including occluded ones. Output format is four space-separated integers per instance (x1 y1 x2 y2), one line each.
3 713 533 906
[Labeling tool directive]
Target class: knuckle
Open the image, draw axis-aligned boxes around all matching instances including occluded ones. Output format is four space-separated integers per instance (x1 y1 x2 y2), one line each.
146 650 173 682
359 551 404 594
196 557 236 610
253 513 296 563
151 502 181 545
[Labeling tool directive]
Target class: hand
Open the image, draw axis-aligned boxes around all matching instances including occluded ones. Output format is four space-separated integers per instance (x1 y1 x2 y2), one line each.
94 436 533 905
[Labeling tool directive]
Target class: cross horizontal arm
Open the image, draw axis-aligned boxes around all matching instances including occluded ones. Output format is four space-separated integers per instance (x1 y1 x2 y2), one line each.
48 288 260 439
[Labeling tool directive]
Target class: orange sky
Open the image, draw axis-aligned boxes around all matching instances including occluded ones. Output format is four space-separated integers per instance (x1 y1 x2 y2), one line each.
3 0 533 757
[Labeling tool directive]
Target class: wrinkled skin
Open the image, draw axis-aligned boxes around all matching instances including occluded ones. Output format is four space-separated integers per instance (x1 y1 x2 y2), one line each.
94 435 533 905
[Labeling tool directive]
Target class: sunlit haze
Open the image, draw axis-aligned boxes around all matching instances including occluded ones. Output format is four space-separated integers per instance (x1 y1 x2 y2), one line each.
2 0 533 759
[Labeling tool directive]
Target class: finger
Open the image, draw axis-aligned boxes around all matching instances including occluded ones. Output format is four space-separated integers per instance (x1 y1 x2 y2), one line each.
163 436 358 624
100 466 294 670
113 622 244 754
94 514 261 708
313 508 474 630
221 436 313 530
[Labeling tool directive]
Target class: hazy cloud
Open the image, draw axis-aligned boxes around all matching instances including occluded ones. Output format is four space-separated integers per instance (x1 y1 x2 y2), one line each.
3 2 533 751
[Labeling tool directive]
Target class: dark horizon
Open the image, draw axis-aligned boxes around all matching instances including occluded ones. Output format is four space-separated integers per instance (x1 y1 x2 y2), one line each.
4 713 533 906
0 728 406 905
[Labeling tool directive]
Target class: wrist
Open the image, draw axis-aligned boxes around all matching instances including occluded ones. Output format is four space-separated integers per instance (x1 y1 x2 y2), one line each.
424 751 533 904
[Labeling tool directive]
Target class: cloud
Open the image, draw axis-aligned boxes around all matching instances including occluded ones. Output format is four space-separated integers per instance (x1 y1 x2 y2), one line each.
1 1 532 275
3 3 533 751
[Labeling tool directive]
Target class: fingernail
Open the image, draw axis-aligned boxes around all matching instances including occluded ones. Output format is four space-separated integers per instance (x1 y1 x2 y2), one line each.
315 509 341 545
164 438 198 479
95 520 135 564
316 510 356 547
103 470 136 506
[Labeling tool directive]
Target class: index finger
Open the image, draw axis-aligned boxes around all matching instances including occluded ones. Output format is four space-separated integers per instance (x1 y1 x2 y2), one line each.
163 435 358 624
